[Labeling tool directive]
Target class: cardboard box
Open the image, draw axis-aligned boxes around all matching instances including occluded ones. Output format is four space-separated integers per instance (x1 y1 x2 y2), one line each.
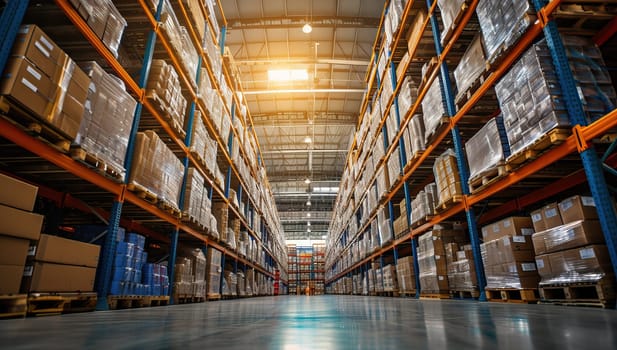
0 204 43 240
484 216 534 242
535 254 552 279
28 262 96 292
0 235 30 266
407 9 427 55
11 25 66 80
499 235 534 252
562 245 613 274
1 57 55 118
558 195 598 224
0 173 38 211
532 220 604 255
503 261 538 277
35 234 100 268
0 264 24 294
543 203 563 230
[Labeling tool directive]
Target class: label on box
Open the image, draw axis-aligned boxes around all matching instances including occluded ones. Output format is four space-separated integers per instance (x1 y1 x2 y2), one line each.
577 86 585 101
513 236 526 243
521 263 536 272
28 245 37 256
34 41 50 58
21 78 38 93
23 265 33 277
493 225 499 233
503 237 511 246
582 197 595 207
560 200 573 211
503 220 511 228
38 35 53 51
435 255 441 260
26 65 41 80
579 248 596 259
438 276 444 281
532 213 542 222
535 259 544 269
522 228 534 236
545 208 558 218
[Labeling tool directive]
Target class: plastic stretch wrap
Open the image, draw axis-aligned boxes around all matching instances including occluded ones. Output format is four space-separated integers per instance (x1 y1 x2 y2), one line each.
433 149 462 207
206 248 222 295
378 207 393 246
406 114 426 160
465 116 510 181
396 256 416 293
454 35 486 96
385 105 398 146
384 0 404 48
149 0 198 83
237 271 246 296
421 77 446 144
398 76 419 119
437 0 466 45
76 61 136 181
146 59 187 134
387 151 401 190
183 167 204 222
532 220 605 256
481 235 539 289
418 228 467 291
129 131 184 209
537 245 613 285
70 0 127 57
223 271 237 296
446 246 478 290
411 182 438 226
496 37 616 156
476 0 533 62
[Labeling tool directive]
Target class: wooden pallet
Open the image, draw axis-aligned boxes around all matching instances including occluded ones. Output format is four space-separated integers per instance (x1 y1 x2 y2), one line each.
142 296 170 307
468 164 509 194
206 293 221 301
411 215 435 229
107 295 146 310
0 96 71 153
176 295 205 304
71 147 124 183
506 128 572 171
435 195 465 213
485 288 539 304
419 57 439 93
159 200 182 218
539 280 616 308
440 0 471 46
450 289 480 299
28 292 97 316
420 291 451 300
181 214 205 230
0 294 27 319
404 150 425 172
127 183 158 204
398 291 417 298
376 291 399 297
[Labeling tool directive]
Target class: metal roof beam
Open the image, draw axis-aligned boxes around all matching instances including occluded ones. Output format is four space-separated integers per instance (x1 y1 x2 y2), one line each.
226 16 380 30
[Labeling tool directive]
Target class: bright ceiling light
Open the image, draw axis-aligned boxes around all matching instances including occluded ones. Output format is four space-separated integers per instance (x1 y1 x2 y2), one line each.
268 69 308 82
304 178 311 184
307 222 311 226
307 213 311 217
307 228 312 233
313 186 339 193
302 23 312 34
306 200 311 206
321 235 327 239
304 136 312 144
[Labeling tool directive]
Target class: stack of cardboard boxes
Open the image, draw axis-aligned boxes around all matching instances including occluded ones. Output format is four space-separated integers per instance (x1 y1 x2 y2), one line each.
129 131 185 210
433 149 463 208
480 216 539 289
446 244 478 292
206 248 222 297
417 225 467 294
411 183 439 226
0 174 42 295
393 199 409 238
464 116 510 185
421 77 446 144
382 264 398 293
69 0 127 57
76 61 137 181
1 25 90 141
146 59 188 136
396 255 416 296
533 196 614 289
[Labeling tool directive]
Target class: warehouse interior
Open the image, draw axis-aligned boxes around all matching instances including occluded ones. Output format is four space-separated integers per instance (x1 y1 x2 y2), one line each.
0 0 617 348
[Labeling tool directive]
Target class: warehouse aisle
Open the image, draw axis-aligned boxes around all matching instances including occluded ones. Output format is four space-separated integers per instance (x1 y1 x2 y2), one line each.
1 296 616 349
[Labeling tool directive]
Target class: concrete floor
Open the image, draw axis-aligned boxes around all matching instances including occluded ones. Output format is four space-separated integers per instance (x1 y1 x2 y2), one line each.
0 295 616 349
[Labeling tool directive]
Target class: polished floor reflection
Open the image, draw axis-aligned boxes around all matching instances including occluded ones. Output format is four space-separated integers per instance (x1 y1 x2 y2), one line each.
1 295 616 349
